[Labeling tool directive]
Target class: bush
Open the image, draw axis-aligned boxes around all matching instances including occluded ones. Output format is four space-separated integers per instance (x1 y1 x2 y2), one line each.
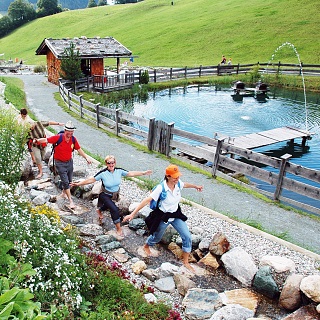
33 65 47 73
140 70 149 84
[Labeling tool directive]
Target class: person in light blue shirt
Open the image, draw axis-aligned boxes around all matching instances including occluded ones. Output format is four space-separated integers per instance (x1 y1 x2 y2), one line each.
71 155 151 237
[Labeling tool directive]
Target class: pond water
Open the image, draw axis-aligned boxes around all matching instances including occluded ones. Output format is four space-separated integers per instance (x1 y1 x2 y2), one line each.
128 85 320 211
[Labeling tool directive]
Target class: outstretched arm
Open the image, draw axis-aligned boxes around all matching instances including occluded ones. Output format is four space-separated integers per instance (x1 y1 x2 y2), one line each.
70 176 96 187
48 121 64 126
126 169 152 177
183 182 203 192
77 148 92 164
122 196 153 222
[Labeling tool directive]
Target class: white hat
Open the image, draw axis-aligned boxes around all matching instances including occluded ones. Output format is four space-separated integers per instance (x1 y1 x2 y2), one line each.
64 121 76 131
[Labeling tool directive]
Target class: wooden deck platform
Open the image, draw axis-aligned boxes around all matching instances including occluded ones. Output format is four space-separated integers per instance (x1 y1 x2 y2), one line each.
231 126 312 149
194 126 313 156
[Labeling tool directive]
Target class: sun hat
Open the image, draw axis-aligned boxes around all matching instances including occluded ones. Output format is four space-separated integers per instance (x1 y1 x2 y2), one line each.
165 164 181 178
64 121 76 131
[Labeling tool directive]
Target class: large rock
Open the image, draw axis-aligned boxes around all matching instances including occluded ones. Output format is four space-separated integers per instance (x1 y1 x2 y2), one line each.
209 304 254 320
221 247 258 287
260 255 296 273
174 273 197 296
281 304 319 319
279 274 304 310
209 232 230 256
300 275 320 303
253 266 279 300
182 288 223 320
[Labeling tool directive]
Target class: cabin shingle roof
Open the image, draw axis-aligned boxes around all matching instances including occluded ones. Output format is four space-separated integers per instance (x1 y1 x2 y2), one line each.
36 36 132 59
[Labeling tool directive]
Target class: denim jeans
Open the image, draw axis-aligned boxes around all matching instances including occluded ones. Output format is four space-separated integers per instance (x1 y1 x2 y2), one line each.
146 218 192 253
98 193 120 224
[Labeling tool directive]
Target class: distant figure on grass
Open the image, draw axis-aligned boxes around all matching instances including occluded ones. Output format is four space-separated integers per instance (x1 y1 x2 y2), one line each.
220 55 227 64
228 58 232 65
71 155 152 237
36 121 91 209
30 120 64 179
123 164 203 272
16 108 36 165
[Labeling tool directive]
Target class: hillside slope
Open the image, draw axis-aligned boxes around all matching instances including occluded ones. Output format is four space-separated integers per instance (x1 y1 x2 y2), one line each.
0 0 319 66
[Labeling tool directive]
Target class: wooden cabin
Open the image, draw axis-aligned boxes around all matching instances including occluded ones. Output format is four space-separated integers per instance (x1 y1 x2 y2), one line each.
36 36 132 85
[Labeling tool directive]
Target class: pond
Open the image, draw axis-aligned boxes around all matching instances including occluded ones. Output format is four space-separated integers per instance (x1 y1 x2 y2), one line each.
129 84 320 211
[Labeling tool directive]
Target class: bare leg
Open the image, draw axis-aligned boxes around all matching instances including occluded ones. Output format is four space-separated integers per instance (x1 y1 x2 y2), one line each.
31 152 36 165
182 252 195 272
115 222 123 236
143 243 151 256
35 163 43 179
65 189 75 209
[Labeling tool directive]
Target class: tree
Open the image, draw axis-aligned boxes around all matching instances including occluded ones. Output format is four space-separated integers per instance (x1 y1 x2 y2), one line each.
37 0 62 17
0 16 13 38
8 0 36 27
97 0 108 6
87 0 97 8
59 42 84 86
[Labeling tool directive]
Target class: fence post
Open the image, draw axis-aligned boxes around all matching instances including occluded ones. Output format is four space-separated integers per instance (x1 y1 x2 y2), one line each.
67 89 72 110
165 122 175 157
236 63 240 74
199 65 202 77
170 68 173 80
274 153 292 201
278 61 281 73
184 66 187 78
102 76 105 91
147 117 156 151
211 139 224 177
115 108 120 136
154 69 157 83
217 65 220 75
79 95 83 118
96 103 100 128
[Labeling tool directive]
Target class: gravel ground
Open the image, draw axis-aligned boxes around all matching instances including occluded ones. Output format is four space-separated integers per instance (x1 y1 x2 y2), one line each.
1 73 320 256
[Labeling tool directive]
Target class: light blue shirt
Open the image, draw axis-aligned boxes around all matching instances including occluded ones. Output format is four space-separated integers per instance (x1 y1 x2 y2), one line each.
94 168 128 193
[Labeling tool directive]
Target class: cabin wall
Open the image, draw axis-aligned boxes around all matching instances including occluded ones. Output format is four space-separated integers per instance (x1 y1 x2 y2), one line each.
47 51 61 85
91 58 104 75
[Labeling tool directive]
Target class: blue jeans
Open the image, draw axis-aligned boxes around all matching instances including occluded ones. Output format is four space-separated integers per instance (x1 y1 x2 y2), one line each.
55 159 73 190
146 218 192 253
98 193 121 224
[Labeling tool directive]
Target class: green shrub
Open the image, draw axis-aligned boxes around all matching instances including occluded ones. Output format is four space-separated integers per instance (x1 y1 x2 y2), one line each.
140 70 149 84
33 65 47 73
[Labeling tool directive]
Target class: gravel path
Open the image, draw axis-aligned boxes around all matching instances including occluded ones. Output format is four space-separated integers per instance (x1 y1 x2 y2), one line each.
2 73 320 256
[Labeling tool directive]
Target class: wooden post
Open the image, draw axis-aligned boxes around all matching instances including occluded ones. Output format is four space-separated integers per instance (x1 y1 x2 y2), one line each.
79 95 83 119
199 65 202 77
165 122 175 157
67 89 72 110
96 103 100 128
236 63 240 74
87 76 90 91
102 76 105 91
170 68 173 80
184 66 187 78
154 69 157 83
274 153 292 201
302 136 307 148
147 117 156 151
278 61 281 73
217 65 220 75
211 139 223 177
115 108 120 136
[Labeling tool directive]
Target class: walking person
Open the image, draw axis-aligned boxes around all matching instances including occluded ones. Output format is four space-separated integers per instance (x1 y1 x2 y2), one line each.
35 121 92 209
16 108 36 165
30 120 64 179
123 164 203 272
71 155 152 237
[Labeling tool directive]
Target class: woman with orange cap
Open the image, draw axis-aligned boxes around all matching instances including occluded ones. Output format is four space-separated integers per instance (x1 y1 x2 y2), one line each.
123 164 203 272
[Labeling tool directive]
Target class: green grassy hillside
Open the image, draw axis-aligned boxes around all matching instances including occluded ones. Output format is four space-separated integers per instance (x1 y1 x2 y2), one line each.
0 0 319 67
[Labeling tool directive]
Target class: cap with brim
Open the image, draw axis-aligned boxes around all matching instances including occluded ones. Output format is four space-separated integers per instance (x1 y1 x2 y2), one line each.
64 121 76 131
165 164 181 178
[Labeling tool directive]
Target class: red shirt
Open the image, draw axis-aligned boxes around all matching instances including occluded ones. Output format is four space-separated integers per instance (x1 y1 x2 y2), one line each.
47 134 80 162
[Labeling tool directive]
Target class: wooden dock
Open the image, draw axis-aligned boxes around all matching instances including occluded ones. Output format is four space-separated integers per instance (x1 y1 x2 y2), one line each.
196 126 313 155
231 126 312 149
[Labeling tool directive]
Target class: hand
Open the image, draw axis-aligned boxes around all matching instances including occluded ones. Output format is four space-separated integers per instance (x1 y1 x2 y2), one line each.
144 170 152 176
70 181 79 187
86 158 92 165
123 214 133 223
196 185 203 192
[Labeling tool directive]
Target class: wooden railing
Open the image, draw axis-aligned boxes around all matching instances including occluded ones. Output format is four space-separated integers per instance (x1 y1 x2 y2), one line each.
59 80 320 215
65 62 320 93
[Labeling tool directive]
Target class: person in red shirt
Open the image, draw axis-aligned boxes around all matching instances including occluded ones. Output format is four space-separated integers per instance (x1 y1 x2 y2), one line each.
35 121 91 209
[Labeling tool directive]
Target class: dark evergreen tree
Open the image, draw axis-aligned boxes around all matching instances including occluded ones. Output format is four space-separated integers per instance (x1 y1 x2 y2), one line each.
87 0 97 8
59 42 84 85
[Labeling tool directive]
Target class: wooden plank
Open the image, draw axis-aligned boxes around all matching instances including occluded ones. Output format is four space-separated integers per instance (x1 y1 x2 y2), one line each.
233 133 278 149
259 127 308 141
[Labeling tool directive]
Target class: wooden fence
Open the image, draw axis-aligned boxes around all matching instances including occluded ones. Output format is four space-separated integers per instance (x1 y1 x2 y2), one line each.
59 80 320 215
68 62 320 93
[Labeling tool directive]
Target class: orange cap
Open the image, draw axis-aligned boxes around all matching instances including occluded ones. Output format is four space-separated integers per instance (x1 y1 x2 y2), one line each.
165 164 181 178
